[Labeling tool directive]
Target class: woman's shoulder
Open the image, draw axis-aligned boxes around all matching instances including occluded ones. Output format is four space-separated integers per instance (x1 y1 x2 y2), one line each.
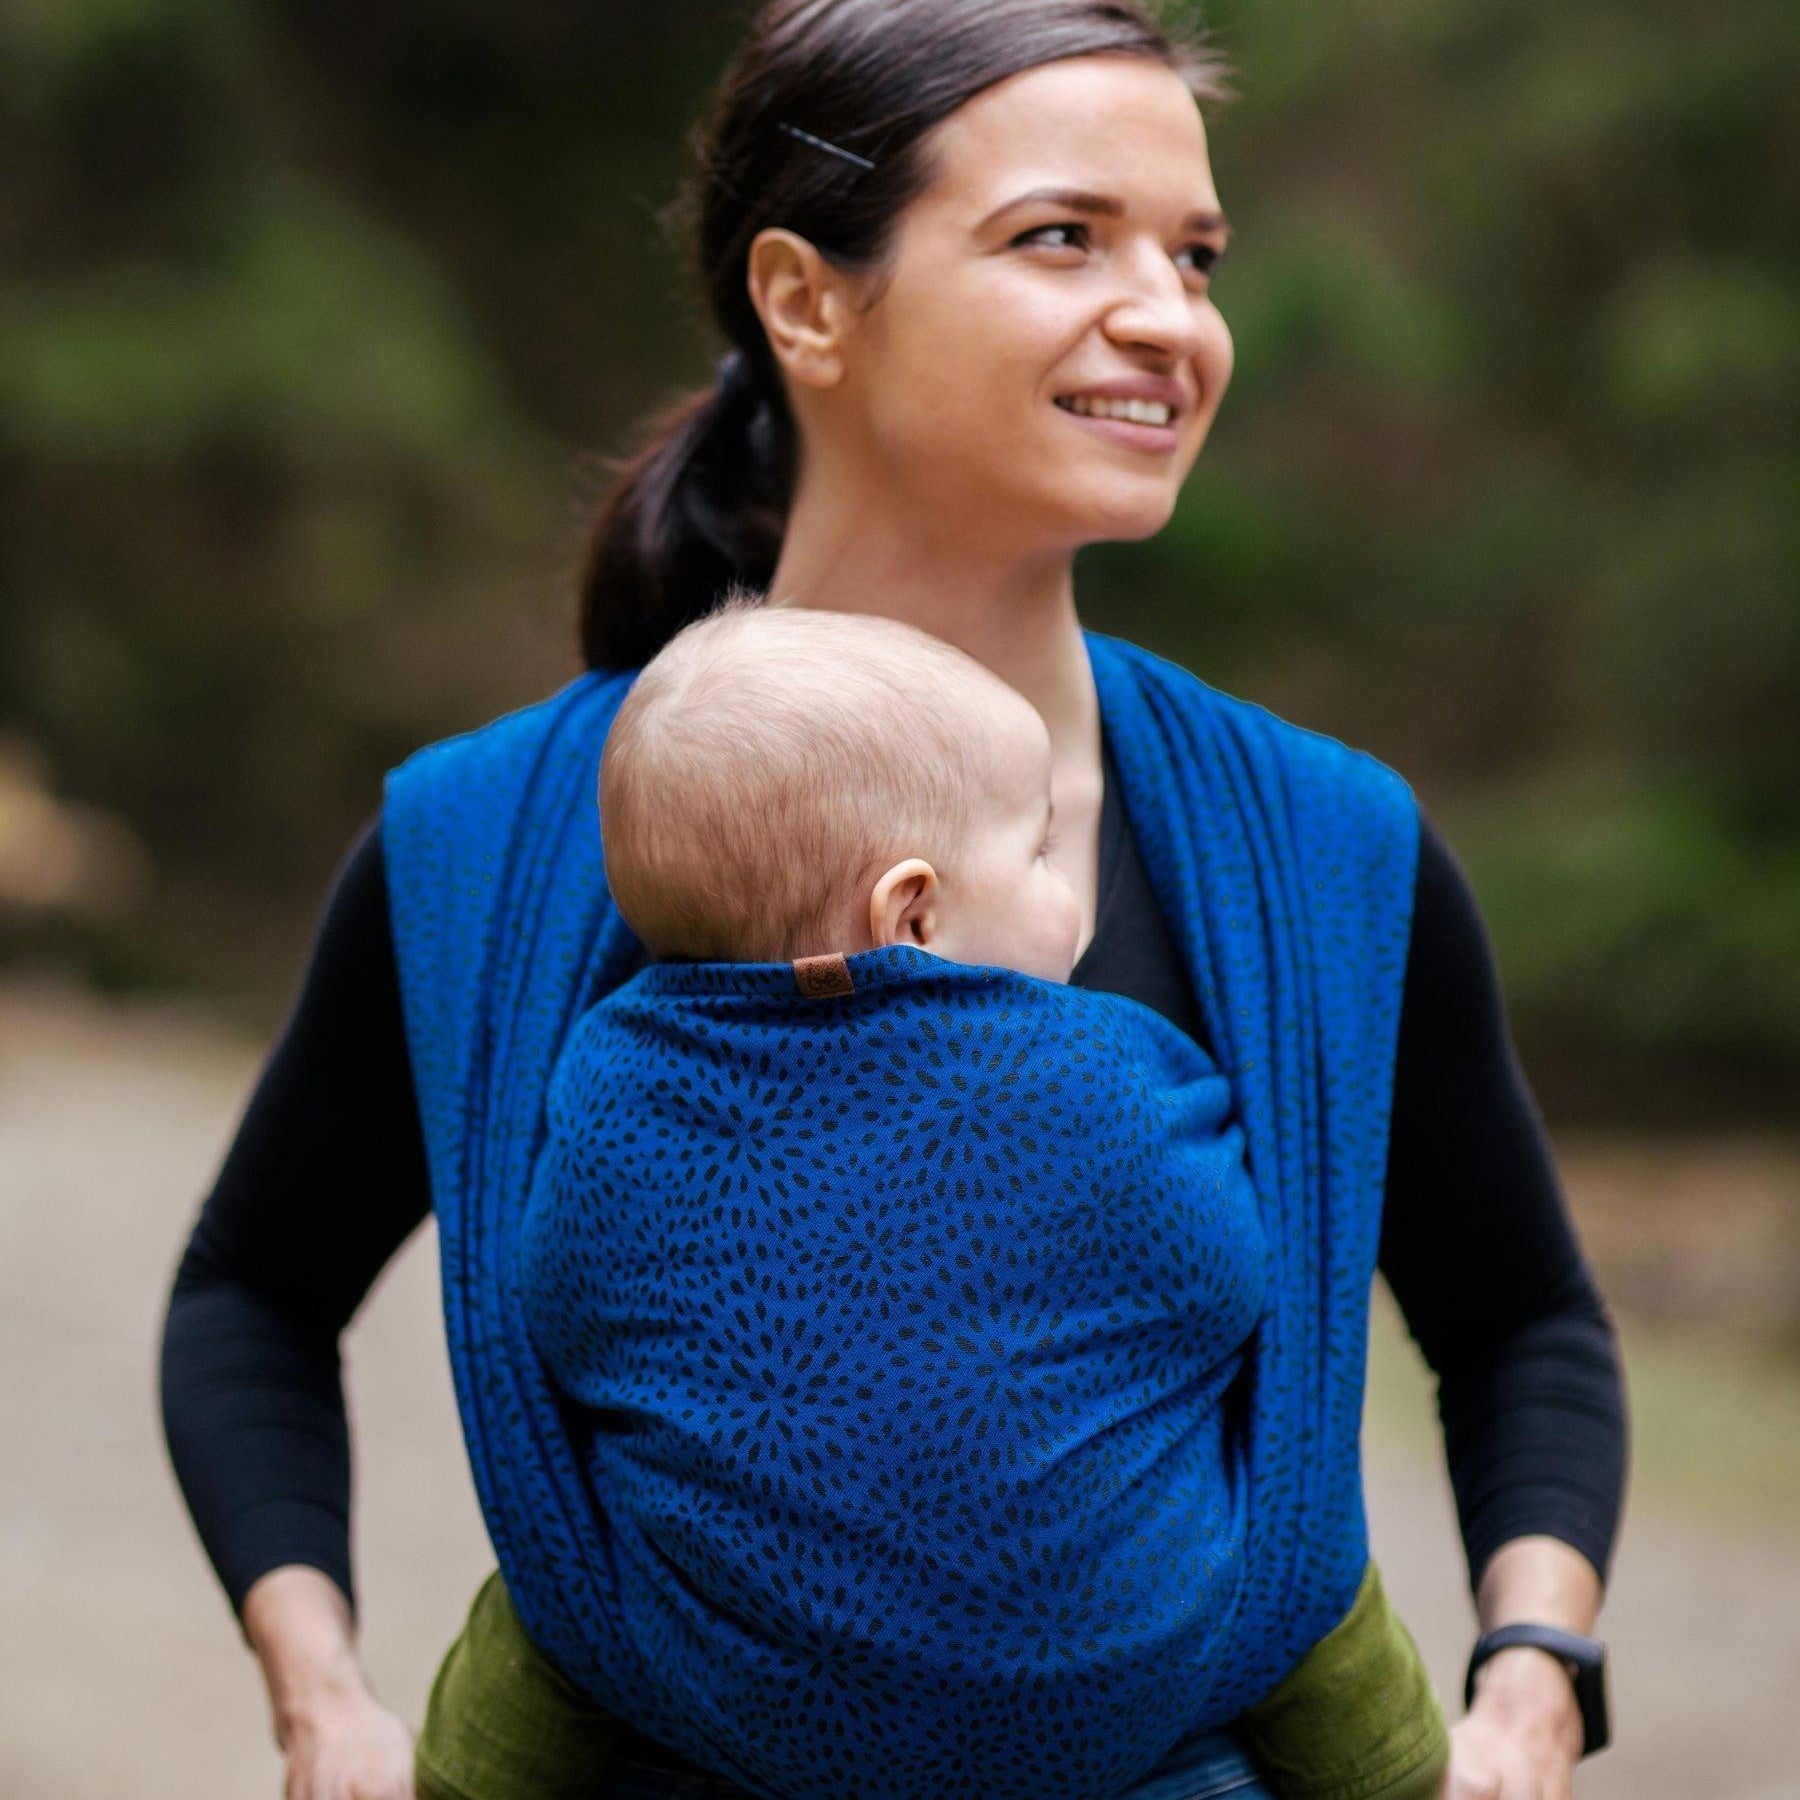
388 667 637 795
1086 628 1418 811
380 667 639 969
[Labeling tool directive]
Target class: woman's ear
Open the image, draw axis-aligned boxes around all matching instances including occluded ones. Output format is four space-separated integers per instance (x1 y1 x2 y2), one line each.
867 857 938 951
746 226 854 394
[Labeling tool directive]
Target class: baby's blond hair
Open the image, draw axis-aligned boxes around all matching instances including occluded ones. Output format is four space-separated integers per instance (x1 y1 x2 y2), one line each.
600 586 1026 962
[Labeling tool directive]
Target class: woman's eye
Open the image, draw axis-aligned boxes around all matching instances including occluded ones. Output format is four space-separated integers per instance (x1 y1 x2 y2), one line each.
1039 830 1061 858
1017 222 1089 252
1017 223 1225 281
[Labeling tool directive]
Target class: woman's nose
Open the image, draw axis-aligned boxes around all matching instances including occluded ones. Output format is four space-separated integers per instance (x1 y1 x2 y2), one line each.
1101 249 1210 361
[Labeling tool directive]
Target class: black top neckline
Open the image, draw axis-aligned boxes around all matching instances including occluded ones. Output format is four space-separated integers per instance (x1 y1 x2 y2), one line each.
1069 721 1127 987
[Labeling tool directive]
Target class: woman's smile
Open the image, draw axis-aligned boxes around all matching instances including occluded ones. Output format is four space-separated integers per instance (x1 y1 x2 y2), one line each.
1053 395 1183 455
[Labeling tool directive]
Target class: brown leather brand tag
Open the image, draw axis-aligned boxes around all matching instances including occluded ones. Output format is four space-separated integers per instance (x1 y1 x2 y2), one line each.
791 951 855 999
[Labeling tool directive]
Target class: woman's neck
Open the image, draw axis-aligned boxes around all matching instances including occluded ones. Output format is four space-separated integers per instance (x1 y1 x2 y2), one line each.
764 514 1100 764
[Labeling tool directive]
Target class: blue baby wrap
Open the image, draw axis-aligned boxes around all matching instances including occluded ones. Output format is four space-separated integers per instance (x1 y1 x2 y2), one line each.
383 628 1419 1800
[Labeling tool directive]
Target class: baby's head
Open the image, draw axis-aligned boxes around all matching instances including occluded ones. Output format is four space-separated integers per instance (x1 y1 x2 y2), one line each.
600 586 1082 981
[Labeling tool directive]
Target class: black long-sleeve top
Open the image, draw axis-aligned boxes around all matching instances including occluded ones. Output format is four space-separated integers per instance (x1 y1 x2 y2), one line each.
159 726 1628 1625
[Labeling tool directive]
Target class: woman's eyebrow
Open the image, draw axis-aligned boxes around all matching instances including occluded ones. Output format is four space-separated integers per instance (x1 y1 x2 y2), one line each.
978 185 1231 240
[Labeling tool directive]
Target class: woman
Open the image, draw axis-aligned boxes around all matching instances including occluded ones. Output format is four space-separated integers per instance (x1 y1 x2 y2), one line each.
160 3 1627 1797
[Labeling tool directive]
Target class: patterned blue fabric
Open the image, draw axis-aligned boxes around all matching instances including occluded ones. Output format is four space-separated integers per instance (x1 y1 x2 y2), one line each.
383 628 1419 1800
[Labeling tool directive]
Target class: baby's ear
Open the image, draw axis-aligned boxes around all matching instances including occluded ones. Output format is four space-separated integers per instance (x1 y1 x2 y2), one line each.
868 857 937 951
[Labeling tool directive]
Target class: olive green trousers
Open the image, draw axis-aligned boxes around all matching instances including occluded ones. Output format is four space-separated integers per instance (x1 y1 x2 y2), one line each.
1232 1560 1451 1800
415 1558 1448 1800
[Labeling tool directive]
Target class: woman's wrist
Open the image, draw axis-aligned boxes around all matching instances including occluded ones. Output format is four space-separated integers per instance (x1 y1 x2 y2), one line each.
1467 1643 1585 1761
1464 1533 1602 1766
242 1563 372 1742
1476 1526 1605 1641
1473 1534 1603 1638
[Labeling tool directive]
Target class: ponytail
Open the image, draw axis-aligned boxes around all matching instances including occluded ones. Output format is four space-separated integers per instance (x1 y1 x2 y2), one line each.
578 349 794 672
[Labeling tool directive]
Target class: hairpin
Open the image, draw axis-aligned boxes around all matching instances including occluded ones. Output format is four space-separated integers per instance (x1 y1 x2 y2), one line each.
776 120 878 174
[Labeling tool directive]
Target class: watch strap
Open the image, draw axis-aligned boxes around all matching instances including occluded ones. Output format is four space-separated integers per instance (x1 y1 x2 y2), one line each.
1464 1622 1610 1758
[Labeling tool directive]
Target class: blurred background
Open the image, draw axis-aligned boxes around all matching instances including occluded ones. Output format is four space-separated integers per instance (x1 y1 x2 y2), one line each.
1 0 1795 1795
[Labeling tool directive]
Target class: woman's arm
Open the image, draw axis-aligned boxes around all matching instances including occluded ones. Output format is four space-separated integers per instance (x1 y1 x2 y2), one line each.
1377 813 1629 1795
158 816 432 1795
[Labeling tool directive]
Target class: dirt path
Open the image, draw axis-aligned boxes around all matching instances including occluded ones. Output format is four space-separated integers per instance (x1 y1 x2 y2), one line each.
2 981 1794 1799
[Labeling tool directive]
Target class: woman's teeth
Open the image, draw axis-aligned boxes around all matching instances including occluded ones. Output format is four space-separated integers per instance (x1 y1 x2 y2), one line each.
1056 395 1174 427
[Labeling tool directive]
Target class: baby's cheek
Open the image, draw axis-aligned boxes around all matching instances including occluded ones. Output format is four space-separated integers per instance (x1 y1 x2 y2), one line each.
1049 871 1083 947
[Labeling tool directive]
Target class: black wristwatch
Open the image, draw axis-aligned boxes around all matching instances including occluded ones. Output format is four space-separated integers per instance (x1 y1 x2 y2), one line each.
1464 1623 1610 1758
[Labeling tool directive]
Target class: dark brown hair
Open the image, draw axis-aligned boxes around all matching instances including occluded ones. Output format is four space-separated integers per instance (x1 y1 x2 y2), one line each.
579 0 1234 672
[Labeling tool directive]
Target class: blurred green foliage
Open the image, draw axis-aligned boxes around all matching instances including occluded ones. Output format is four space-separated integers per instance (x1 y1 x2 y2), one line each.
1 0 1794 1119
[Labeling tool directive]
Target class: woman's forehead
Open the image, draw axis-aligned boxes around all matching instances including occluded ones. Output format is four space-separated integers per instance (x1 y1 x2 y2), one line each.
922 57 1218 222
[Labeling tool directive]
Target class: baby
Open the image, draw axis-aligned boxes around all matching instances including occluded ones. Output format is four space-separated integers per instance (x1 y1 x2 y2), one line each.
417 588 1449 1800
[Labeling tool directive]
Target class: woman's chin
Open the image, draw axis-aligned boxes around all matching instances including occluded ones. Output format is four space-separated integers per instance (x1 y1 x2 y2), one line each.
935 467 1180 552
1059 482 1181 544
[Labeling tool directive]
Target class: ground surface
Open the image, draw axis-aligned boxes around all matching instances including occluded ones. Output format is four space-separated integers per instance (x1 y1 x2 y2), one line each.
2 980 1795 1798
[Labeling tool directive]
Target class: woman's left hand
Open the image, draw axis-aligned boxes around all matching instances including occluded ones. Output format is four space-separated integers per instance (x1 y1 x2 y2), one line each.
1439 1645 1585 1799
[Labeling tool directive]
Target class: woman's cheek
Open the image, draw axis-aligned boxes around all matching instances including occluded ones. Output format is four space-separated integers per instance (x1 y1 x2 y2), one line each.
1198 304 1235 406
